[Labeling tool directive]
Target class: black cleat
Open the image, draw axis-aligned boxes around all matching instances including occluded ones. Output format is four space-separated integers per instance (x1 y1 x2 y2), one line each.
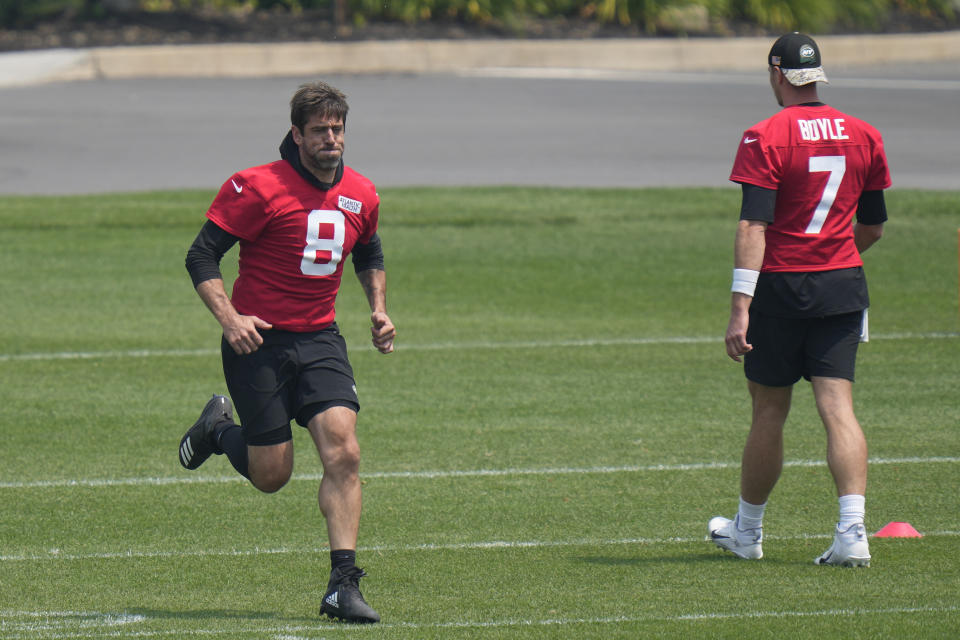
320 566 380 623
178 395 232 470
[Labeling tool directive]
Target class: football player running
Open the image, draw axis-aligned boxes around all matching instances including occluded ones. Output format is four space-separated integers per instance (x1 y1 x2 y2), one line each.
180 81 394 622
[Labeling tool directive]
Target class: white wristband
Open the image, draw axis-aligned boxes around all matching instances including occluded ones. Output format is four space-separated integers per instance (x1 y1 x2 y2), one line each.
731 268 759 296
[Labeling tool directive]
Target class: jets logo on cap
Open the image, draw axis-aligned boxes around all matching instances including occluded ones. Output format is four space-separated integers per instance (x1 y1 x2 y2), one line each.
799 44 816 63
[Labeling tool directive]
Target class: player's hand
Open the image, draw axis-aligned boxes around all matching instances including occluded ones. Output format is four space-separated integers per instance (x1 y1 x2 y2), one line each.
223 315 273 355
725 308 752 362
370 311 395 354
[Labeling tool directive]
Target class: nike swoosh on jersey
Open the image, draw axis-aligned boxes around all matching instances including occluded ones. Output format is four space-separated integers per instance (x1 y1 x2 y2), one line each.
231 179 243 193
743 137 758 144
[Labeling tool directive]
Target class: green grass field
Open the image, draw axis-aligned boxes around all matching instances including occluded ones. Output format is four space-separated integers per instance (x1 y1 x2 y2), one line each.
1 187 958 638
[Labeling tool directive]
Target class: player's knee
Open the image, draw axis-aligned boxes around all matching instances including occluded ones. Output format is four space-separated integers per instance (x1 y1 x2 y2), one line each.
253 476 289 494
322 440 361 477
250 465 292 493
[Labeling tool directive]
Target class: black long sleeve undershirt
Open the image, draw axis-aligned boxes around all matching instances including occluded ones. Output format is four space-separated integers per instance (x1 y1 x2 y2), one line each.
185 220 238 288
738 183 887 225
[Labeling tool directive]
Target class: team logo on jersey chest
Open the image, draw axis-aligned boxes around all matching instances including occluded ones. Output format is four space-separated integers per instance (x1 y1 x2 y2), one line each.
337 195 363 214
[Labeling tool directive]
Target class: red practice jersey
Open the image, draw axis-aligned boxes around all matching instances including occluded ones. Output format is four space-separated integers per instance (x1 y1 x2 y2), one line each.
207 161 379 331
729 103 891 272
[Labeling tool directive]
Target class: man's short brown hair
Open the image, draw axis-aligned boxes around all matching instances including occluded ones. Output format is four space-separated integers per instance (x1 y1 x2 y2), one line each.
290 81 349 131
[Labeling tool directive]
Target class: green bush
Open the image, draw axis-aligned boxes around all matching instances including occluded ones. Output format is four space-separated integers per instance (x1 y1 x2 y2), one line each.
1 0 956 32
324 0 958 31
0 0 81 27
345 0 957 31
719 0 898 32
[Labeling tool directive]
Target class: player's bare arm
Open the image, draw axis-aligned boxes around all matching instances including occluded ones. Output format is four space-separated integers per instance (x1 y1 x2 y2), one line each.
734 219 767 271
357 269 395 354
853 222 884 254
726 220 767 362
195 278 272 355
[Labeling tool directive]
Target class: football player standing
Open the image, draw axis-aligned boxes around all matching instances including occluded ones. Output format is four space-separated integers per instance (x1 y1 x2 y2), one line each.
710 33 890 567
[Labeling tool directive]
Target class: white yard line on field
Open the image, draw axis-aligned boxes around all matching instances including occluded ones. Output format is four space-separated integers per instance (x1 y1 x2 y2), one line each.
0 331 957 362
0 347 219 362
1 456 956 490
1 529 958 563
1 604 957 638
382 604 960 631
294 604 960 632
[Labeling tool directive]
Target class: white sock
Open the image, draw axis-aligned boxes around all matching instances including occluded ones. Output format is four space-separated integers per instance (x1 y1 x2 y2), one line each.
737 497 766 531
838 494 866 530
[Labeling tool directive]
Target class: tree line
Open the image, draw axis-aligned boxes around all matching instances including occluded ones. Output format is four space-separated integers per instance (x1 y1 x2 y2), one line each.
1 0 956 34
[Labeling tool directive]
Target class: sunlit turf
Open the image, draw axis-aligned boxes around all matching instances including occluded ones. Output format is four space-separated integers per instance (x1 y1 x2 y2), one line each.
1 187 957 638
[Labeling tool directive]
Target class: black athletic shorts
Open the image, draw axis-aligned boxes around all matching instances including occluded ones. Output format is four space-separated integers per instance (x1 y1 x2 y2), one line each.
743 310 863 386
221 324 360 446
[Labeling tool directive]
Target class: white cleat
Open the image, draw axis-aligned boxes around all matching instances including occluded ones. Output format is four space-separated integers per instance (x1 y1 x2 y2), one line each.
815 523 871 567
709 515 763 560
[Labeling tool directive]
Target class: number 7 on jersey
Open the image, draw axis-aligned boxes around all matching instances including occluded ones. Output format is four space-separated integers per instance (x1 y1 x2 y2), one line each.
805 155 846 235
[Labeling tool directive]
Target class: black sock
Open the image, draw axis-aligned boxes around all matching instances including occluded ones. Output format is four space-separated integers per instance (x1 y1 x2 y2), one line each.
215 422 249 479
331 549 356 572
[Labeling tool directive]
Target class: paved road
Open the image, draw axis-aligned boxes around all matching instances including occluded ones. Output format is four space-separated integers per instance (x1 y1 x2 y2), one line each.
1 64 957 195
